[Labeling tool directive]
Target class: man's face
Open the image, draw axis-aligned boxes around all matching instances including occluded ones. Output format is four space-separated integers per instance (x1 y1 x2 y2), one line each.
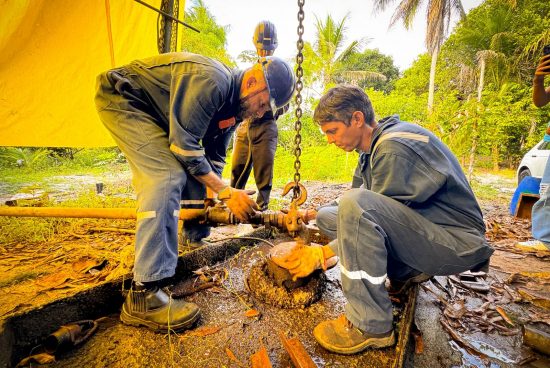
320 121 361 152
239 88 271 120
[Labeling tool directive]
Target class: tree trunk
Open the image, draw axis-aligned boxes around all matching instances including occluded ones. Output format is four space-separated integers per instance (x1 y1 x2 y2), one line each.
427 47 439 115
477 58 485 102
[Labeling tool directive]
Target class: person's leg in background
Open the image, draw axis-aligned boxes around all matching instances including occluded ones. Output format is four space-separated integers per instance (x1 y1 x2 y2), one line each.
249 120 278 210
532 152 550 248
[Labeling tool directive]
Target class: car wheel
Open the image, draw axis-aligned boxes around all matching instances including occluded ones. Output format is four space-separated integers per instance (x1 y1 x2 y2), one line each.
518 168 531 185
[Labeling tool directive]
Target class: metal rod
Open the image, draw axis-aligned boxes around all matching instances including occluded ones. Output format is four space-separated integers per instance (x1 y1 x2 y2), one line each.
0 207 204 220
133 0 200 33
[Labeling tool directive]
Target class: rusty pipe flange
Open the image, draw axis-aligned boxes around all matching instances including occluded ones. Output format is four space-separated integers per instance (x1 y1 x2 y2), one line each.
246 260 326 309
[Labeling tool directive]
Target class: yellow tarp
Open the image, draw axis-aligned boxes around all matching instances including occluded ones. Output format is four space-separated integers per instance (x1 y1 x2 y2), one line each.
0 0 179 147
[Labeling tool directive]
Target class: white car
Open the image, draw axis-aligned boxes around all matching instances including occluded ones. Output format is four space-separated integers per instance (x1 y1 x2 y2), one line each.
517 140 550 185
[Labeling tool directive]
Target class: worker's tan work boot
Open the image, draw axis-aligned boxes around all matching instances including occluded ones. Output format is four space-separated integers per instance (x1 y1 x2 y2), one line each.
120 284 200 332
313 315 395 355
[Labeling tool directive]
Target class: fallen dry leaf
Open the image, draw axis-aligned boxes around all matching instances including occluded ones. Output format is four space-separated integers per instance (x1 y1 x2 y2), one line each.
72 257 104 273
184 325 222 337
495 306 515 326
15 353 55 367
443 300 467 320
35 272 71 288
225 347 243 366
244 309 260 318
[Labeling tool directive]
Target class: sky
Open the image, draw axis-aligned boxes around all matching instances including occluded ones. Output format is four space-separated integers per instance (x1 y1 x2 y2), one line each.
186 0 483 71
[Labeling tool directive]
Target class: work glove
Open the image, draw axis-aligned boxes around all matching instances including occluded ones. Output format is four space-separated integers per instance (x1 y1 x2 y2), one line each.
272 243 326 281
217 186 259 222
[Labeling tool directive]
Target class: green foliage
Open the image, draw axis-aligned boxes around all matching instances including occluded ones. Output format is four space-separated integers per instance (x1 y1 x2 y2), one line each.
180 0 235 67
302 13 373 93
276 110 326 152
367 0 550 168
0 148 50 169
341 49 400 93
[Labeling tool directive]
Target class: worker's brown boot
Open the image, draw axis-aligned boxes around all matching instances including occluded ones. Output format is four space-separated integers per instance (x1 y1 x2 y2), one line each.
120 284 200 332
313 315 395 355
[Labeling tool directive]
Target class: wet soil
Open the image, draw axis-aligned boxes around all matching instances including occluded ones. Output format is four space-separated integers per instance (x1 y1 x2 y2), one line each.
1 177 550 367
47 242 407 368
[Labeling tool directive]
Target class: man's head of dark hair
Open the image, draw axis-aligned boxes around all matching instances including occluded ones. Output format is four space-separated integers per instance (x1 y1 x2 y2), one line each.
313 85 375 127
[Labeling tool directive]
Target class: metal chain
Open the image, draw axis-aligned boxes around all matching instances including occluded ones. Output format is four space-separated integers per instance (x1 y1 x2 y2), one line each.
157 0 179 53
157 0 167 53
170 0 179 52
292 0 305 200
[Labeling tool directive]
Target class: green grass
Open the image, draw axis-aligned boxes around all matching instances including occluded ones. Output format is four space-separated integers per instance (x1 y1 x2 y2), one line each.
0 146 516 244
223 145 359 186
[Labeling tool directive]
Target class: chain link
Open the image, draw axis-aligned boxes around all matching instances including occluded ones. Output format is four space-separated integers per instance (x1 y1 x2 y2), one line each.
158 0 179 53
292 0 305 200
170 0 179 52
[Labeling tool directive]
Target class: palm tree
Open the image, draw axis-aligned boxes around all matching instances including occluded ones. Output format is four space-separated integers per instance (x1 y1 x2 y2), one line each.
373 0 465 114
181 0 234 66
303 13 385 93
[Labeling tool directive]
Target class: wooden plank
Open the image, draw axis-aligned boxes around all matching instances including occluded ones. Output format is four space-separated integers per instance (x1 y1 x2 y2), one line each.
251 344 272 368
279 331 317 368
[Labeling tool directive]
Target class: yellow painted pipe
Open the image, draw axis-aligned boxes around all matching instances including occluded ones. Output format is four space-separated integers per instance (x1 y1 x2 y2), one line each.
0 207 205 220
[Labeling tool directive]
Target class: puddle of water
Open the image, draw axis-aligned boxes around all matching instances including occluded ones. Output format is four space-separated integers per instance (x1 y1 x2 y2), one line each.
449 337 520 367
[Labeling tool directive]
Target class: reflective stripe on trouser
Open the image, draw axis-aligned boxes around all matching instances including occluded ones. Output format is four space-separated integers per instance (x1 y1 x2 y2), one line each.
180 174 210 242
95 72 184 282
230 119 277 210
532 156 550 247
336 189 493 334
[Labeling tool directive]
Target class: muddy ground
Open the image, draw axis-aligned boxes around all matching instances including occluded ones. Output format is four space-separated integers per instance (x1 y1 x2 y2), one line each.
1 174 549 367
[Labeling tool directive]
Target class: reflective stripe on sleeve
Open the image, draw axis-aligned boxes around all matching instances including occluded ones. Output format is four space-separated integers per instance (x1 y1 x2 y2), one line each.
210 160 225 169
180 199 204 205
340 264 387 285
371 132 430 169
170 144 205 157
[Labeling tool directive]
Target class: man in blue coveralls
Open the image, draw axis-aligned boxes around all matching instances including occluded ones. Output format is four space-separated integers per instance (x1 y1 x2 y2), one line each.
95 52 294 332
276 85 493 354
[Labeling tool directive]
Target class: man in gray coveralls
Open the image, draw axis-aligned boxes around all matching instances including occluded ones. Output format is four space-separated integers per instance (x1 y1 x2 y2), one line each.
95 52 294 332
276 85 493 354
231 20 286 210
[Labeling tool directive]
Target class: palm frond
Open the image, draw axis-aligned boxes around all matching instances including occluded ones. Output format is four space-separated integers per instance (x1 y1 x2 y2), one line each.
520 29 550 61
390 0 423 29
339 70 388 85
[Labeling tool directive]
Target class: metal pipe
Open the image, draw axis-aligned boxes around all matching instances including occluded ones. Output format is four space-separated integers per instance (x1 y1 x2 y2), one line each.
0 207 204 220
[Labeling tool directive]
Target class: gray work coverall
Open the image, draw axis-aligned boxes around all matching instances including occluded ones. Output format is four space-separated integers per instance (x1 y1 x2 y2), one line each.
95 52 242 282
316 115 494 334
230 111 278 210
